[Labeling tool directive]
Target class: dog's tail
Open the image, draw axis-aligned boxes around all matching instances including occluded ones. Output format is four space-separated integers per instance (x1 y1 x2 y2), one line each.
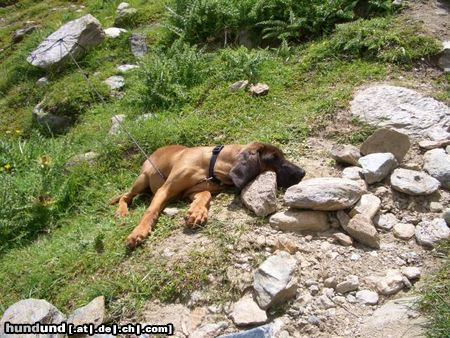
109 194 122 205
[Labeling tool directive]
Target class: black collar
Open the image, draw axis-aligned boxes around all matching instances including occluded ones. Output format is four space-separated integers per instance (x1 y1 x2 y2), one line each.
208 145 224 183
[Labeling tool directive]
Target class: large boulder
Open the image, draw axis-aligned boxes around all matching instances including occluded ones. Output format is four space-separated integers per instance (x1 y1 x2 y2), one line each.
284 177 363 211
269 210 329 232
390 168 440 195
241 171 277 217
253 251 298 310
351 85 450 140
27 14 105 69
423 148 450 189
0 299 65 338
358 153 397 184
415 218 450 247
360 128 410 162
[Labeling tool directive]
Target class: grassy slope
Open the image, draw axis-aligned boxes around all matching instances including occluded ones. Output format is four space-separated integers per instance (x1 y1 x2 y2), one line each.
0 0 448 331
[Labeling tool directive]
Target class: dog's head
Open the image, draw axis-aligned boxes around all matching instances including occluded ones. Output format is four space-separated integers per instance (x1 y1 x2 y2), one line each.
229 142 305 190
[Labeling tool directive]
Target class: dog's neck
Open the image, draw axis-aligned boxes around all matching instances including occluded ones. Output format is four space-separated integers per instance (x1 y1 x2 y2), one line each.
211 144 245 185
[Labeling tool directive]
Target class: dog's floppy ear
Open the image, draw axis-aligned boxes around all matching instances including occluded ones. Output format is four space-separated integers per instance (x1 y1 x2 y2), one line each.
229 149 261 190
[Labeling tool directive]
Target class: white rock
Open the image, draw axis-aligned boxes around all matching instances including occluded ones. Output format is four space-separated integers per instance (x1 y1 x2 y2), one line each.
284 177 364 211
27 15 105 69
331 144 361 166
109 114 125 135
374 213 398 231
230 294 267 326
358 153 397 184
116 64 139 73
104 75 124 90
342 214 380 249
393 223 415 240
36 76 49 86
356 290 379 305
390 168 440 195
104 27 127 38
68 296 104 327
117 2 130 12
253 251 298 309
269 210 329 232
423 148 450 189
229 80 248 92
163 207 180 217
335 275 359 294
401 267 421 281
241 171 277 217
351 85 450 140
415 218 450 247
376 270 404 295
430 202 443 213
349 193 381 219
249 83 269 96
342 166 363 180
419 139 450 150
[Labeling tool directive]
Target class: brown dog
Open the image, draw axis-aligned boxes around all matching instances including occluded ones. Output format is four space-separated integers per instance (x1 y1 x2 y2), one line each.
112 142 305 249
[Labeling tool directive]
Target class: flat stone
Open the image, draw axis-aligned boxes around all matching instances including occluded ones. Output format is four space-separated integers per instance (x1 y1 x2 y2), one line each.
12 24 39 43
349 193 381 219
253 251 298 309
393 223 415 240
191 322 228 338
163 207 180 217
230 294 268 326
351 85 450 140
27 15 104 69
67 296 104 327
116 64 138 73
360 297 426 338
361 128 410 162
423 148 450 189
335 275 359 294
0 299 66 337
230 80 248 92
391 168 440 195
104 27 127 38
241 171 277 217
269 209 329 232
331 144 361 166
374 213 398 231
332 232 353 246
342 166 363 180
358 153 397 184
104 75 124 90
249 83 269 96
356 290 379 305
343 214 380 249
419 139 450 150
401 267 421 281
284 177 364 211
375 270 404 295
415 218 450 247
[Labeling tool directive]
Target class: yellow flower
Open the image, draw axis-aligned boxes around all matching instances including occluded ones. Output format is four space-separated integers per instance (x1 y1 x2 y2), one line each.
4 163 11 170
38 155 51 168
15 129 22 134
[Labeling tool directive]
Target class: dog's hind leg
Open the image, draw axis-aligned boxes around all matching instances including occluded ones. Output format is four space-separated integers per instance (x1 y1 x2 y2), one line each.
114 173 149 218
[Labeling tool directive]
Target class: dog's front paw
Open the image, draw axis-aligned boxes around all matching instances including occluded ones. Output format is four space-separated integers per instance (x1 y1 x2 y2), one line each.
125 232 146 249
185 207 208 228
115 206 129 218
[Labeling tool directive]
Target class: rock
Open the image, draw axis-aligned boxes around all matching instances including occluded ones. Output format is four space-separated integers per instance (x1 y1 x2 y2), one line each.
163 207 180 217
351 85 450 140
219 320 283 338
358 153 397 184
36 76 49 86
104 75 124 91
447 145 450 154
375 270 404 295
391 168 440 195
360 128 410 162
438 40 450 72
230 294 267 326
241 171 277 217
269 210 329 232
336 210 350 228
343 214 380 249
332 232 353 246
284 177 363 211
33 101 71 133
253 251 298 309
108 114 125 135
419 139 450 150
0 299 65 337
318 294 335 309
66 151 99 167
114 7 138 27
393 223 415 240
401 267 421 281
117 2 130 12
374 213 398 231
230 80 248 92
191 322 228 338
116 64 138 73
423 148 450 189
249 83 269 96
415 218 450 247
27 15 104 69
12 24 39 43
342 166 363 180
335 275 359 294
443 209 450 225
359 297 426 338
324 276 338 288
356 290 379 305
430 202 443 213
130 33 147 58
67 296 104 327
349 193 381 219
104 27 127 38
331 144 361 166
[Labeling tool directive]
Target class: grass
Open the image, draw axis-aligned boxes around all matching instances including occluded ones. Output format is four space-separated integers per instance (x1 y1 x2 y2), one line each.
0 0 448 333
